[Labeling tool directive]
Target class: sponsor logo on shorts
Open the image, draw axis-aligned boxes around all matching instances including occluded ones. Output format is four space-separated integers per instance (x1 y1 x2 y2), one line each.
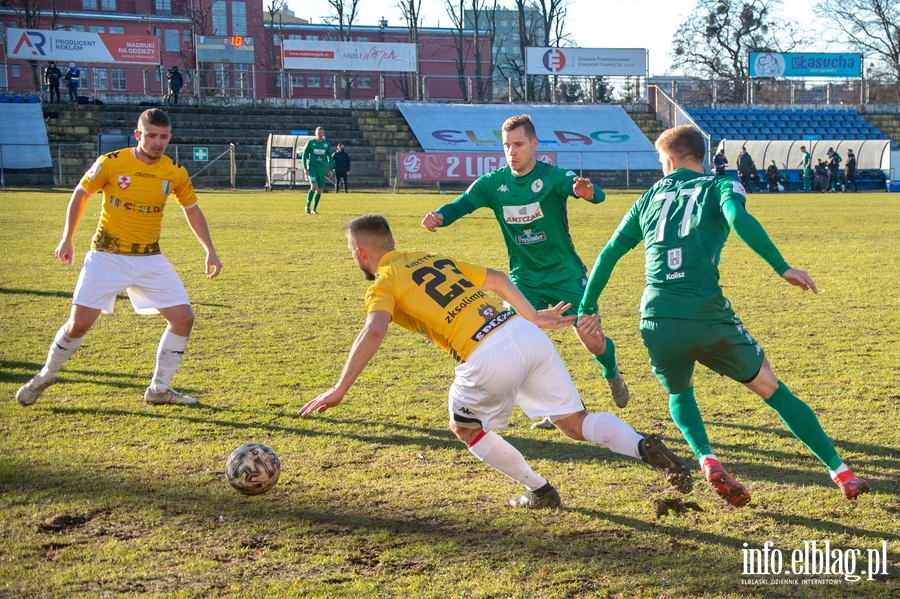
471 309 514 342
503 201 544 224
117 175 131 190
515 230 547 245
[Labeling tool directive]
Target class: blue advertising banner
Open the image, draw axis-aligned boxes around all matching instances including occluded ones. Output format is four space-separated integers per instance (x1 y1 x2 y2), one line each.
749 52 861 78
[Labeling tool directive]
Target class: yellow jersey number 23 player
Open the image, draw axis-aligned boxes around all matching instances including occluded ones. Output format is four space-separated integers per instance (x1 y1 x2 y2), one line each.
16 108 222 408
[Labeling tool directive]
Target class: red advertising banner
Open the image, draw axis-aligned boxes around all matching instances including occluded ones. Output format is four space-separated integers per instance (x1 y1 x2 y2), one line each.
397 152 557 182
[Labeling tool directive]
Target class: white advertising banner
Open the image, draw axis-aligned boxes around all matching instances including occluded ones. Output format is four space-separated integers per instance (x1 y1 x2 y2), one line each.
397 152 557 182
283 40 417 72
6 28 160 64
397 103 659 170
525 47 647 76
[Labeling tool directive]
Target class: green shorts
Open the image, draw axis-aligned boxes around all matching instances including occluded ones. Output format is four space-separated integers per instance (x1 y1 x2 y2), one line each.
639 316 765 394
514 276 594 318
308 169 327 187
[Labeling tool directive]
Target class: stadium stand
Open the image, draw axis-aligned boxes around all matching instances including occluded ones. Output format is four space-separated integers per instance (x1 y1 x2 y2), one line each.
688 107 889 143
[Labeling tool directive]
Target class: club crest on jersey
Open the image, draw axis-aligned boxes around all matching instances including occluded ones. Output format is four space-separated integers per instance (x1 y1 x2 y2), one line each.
667 247 683 270
162 180 171 194
531 179 543 193
117 175 131 190
477 303 499 321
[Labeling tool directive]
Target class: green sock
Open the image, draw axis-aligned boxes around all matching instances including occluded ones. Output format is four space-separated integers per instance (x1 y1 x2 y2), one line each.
313 193 321 210
306 189 315 205
669 387 712 458
591 336 618 378
765 382 842 470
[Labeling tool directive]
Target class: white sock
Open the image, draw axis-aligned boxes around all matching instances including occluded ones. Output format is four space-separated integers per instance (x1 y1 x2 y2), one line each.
39 326 84 379
468 431 547 491
829 464 849 479
581 413 643 459
699 454 719 470
150 330 189 393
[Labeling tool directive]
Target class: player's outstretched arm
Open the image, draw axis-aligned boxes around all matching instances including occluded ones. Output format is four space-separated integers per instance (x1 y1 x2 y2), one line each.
421 211 444 232
579 234 634 315
480 268 574 329
55 185 93 265
572 177 600 201
299 310 391 416
182 204 222 278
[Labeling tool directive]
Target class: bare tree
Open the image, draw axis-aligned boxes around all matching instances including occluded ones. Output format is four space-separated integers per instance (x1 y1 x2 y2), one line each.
257 0 289 93
6 0 62 91
325 0 362 99
671 0 802 103
397 0 424 99
813 0 900 102
180 0 217 97
446 0 491 101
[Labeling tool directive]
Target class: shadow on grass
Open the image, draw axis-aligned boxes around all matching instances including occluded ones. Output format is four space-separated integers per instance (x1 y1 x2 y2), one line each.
1 361 148 390
0 287 73 299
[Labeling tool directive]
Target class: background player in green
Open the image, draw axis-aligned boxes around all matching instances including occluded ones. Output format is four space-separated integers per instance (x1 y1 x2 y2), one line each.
797 145 812 191
421 114 628 426
578 125 869 507
302 126 333 214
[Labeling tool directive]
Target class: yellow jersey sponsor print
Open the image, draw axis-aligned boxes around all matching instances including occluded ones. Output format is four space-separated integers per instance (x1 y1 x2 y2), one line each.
365 250 515 362
80 148 197 255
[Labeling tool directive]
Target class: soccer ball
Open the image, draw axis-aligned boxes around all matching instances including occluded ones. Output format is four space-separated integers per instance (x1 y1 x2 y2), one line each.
225 443 281 495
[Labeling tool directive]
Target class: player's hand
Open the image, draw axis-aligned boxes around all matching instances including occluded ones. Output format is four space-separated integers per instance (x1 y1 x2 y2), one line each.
782 268 818 293
576 312 602 336
573 177 594 201
206 251 222 279
422 212 444 232
55 239 75 265
299 387 345 416
532 301 575 329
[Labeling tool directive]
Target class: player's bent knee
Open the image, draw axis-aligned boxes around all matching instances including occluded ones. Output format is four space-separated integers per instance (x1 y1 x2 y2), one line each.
551 411 587 441
449 422 483 445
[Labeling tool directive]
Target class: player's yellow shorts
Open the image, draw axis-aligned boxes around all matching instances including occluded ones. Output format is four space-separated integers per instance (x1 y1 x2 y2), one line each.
639 316 766 394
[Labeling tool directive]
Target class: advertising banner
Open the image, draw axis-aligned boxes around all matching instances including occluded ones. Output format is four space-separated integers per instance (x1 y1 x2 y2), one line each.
749 52 861 78
525 47 647 76
397 152 557 182
6 28 160 64
283 40 417 72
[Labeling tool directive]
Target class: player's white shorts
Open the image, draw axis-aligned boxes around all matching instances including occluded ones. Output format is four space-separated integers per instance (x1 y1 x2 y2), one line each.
448 316 584 431
72 250 190 315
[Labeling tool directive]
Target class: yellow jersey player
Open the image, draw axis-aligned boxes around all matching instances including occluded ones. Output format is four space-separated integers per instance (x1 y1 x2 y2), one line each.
16 108 221 407
299 214 692 509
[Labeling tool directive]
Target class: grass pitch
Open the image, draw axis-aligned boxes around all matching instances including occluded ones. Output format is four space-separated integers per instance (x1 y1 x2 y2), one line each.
1 187 899 598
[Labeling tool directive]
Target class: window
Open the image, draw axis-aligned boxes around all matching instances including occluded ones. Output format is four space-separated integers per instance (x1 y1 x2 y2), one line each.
11 64 20 77
93 67 108 90
306 35 318 41
156 0 171 14
291 75 303 88
82 0 96 9
212 1 228 35
307 76 321 88
359 77 371 89
165 29 180 52
183 30 191 44
512 33 519 40
231 1 247 36
109 26 125 34
69 25 86 32
324 75 334 89
89 26 104 33
101 0 116 10
273 34 282 46
112 68 127 91
357 36 369 42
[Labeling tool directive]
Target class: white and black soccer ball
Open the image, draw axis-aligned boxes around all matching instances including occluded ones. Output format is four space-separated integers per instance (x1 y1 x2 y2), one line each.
225 443 281 495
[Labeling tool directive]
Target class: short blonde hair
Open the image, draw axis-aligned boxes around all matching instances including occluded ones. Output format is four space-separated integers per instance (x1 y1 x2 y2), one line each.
655 125 705 162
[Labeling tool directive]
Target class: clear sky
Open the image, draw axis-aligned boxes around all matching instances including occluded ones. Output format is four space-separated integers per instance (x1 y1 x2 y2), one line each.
283 0 821 76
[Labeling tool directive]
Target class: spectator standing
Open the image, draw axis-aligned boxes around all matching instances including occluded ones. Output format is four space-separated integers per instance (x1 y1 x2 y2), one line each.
844 149 858 192
826 148 843 192
798 145 812 191
736 147 755 193
765 160 781 193
165 66 184 106
713 148 728 175
332 143 351 193
64 62 80 103
814 159 829 192
44 61 62 103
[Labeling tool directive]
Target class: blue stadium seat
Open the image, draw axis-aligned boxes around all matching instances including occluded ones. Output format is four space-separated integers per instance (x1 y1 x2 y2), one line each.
0 96 10 103
837 108 847 115
26 96 40 103
11 96 25 103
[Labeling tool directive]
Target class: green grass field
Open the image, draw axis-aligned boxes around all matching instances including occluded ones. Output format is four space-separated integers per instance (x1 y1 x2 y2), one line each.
1 187 899 598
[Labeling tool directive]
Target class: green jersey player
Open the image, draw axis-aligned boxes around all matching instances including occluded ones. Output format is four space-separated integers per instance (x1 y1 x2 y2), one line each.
798 145 812 191
577 125 869 507
302 127 333 214
422 114 628 424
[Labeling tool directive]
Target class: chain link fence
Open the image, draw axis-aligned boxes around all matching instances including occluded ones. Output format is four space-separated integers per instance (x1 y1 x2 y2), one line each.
0 143 236 189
